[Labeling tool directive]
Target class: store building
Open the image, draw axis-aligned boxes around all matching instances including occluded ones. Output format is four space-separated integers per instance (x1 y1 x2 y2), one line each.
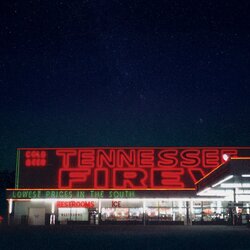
6 147 250 225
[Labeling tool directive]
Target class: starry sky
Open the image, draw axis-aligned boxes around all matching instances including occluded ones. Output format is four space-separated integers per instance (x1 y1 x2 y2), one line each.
1 0 250 171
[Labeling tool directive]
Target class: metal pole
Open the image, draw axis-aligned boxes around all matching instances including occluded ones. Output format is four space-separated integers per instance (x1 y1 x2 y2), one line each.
143 199 146 226
185 201 190 226
98 199 101 225
8 199 13 225
233 188 237 226
233 188 236 203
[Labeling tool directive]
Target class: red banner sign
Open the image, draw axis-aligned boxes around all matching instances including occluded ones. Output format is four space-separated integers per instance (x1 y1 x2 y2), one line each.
17 147 250 190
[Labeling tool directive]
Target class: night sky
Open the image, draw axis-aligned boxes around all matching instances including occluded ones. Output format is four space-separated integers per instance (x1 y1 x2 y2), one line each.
1 1 250 171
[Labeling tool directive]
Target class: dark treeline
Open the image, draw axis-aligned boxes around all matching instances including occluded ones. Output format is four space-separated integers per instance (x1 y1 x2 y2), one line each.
0 171 15 223
0 171 15 189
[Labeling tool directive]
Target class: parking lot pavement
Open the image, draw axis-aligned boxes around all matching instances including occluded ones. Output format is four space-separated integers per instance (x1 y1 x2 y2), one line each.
0 225 250 250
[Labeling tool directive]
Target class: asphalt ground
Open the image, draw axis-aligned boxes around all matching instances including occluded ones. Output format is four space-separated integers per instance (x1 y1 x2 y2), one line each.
0 225 250 250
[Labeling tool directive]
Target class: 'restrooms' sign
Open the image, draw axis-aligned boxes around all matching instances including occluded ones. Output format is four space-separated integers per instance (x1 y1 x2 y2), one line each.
15 147 250 190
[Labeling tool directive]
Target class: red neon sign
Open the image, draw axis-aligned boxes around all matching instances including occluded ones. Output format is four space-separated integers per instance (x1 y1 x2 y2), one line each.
18 147 244 190
56 201 95 208
25 150 47 167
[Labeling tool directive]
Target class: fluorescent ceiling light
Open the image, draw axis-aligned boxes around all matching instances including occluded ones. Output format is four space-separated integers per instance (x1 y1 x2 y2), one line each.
197 187 211 196
242 184 250 188
212 175 234 187
221 183 250 188
236 190 250 194
221 183 242 188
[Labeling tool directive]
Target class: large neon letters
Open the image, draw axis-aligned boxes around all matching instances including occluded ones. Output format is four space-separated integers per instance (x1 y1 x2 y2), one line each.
59 169 91 188
151 168 184 188
21 147 241 189
113 168 148 188
157 149 178 167
56 150 76 168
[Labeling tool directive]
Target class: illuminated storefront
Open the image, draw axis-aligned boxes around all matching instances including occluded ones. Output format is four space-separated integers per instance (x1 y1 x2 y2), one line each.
6 147 250 225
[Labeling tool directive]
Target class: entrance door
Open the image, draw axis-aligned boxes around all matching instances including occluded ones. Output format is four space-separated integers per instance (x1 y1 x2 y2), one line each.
58 208 89 223
28 208 45 225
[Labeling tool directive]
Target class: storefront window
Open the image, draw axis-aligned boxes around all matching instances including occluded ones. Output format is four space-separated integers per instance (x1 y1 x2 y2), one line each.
192 206 202 222
145 201 186 222
191 201 228 223
58 208 89 222
129 208 143 220
146 208 158 221
173 207 185 221
159 208 173 221
101 207 143 221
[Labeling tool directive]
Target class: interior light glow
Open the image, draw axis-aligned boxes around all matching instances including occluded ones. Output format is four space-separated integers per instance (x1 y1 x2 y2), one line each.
236 195 250 201
198 192 232 197
221 183 242 188
235 190 250 194
143 199 146 213
246 203 249 214
212 175 234 187
190 201 193 214
221 183 250 188
8 199 13 214
242 184 250 187
242 175 250 178
51 202 55 213
178 201 182 211
216 201 222 214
